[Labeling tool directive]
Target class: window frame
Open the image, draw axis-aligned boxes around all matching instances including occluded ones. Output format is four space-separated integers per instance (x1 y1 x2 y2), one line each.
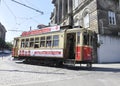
108 11 116 25
46 36 52 47
53 35 59 47
40 36 46 47
21 39 25 48
30 38 34 48
83 13 90 28
25 39 29 48
34 37 39 48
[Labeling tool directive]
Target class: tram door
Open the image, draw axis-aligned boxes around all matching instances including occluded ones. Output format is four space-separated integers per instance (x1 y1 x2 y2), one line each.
66 33 76 59
12 38 19 57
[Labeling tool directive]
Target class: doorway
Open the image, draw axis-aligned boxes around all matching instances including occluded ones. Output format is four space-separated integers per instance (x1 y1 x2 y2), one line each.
66 33 76 59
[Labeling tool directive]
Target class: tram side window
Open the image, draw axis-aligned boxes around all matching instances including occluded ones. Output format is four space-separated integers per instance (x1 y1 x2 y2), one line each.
83 33 92 46
89 35 93 46
21 39 25 48
14 40 17 47
30 38 34 47
34 37 39 48
46 36 52 47
40 37 45 47
13 40 16 47
25 39 29 48
83 33 88 45
77 32 80 44
53 35 59 47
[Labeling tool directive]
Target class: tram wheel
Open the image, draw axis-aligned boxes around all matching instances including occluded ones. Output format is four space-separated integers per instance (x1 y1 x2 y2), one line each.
87 63 92 68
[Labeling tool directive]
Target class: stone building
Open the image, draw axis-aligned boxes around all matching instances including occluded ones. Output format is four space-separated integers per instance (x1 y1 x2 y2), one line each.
50 0 73 28
0 22 6 40
50 0 120 63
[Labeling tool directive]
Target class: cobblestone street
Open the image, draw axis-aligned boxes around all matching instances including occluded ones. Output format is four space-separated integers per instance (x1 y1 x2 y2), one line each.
0 55 120 86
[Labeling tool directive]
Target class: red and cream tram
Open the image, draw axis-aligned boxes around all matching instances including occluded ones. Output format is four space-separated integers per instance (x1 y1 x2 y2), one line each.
12 26 95 67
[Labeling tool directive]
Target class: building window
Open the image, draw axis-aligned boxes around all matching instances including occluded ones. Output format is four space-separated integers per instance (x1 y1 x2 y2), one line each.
108 11 116 25
83 13 90 28
74 16 79 26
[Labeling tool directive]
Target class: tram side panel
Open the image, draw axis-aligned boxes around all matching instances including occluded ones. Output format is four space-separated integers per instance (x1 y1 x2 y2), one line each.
75 30 93 63
13 32 65 60
75 46 92 61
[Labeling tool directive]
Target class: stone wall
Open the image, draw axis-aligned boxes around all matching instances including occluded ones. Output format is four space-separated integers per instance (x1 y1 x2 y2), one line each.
97 0 120 35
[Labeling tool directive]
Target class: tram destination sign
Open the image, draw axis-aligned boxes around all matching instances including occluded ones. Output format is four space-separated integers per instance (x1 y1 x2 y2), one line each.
21 26 60 37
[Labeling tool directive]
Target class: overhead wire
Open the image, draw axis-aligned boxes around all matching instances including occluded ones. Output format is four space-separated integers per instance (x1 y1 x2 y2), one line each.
2 0 17 22
11 0 44 14
24 0 51 15
24 0 40 10
2 0 51 32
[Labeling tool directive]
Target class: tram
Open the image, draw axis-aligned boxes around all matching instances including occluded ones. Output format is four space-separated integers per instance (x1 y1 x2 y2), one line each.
12 26 96 67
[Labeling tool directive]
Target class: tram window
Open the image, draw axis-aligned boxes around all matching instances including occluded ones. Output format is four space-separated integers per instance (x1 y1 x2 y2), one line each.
53 35 59 47
30 38 34 47
21 39 25 48
40 37 45 47
34 37 39 48
89 36 93 46
77 32 80 44
13 40 16 47
83 33 88 45
34 44 39 48
35 37 39 43
14 40 17 47
25 39 29 48
83 33 91 45
46 36 52 47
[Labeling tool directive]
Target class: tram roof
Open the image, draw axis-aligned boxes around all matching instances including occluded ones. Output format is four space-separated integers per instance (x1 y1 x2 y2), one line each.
14 27 93 39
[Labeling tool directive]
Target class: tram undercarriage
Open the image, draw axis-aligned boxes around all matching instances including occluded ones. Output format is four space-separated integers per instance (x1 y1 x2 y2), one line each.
14 56 92 68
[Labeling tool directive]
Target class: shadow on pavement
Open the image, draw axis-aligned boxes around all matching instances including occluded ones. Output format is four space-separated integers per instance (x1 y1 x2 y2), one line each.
0 69 65 75
14 61 120 73
91 67 120 73
61 66 120 73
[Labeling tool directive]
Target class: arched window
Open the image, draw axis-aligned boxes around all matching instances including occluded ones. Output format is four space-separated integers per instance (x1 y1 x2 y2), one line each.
83 11 90 28
74 16 79 26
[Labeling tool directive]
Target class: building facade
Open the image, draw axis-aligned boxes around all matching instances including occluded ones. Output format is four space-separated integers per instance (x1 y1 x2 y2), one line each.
0 22 6 40
50 0 120 63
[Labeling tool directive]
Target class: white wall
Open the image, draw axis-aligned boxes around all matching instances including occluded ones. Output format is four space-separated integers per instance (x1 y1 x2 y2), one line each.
98 35 120 63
